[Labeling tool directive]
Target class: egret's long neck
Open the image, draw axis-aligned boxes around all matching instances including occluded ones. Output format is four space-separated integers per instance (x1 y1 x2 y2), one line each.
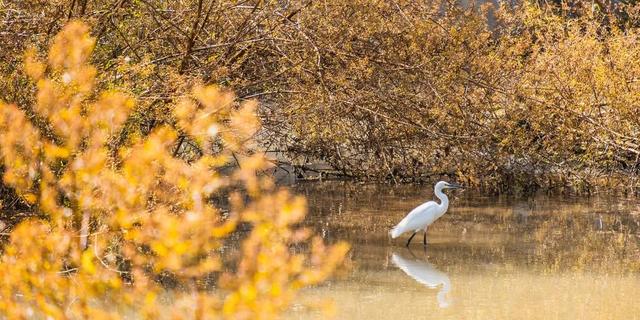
435 187 449 211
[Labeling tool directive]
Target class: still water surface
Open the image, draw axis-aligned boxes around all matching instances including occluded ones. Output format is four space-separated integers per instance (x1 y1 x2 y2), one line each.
287 182 640 319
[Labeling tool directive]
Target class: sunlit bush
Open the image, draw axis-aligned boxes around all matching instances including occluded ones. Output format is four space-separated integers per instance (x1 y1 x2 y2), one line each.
0 21 348 319
3 0 640 193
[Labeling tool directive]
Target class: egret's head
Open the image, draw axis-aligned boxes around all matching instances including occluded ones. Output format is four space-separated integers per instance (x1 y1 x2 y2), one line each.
435 181 464 191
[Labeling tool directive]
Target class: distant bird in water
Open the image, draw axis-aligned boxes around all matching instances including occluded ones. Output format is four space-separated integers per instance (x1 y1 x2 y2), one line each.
390 181 464 247
391 251 452 308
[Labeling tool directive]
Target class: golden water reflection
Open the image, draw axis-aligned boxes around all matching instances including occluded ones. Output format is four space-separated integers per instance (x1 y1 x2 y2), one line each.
288 182 640 319
391 250 451 308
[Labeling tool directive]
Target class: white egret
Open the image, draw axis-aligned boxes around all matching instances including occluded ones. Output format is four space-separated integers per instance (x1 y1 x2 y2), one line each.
391 251 452 308
390 181 463 246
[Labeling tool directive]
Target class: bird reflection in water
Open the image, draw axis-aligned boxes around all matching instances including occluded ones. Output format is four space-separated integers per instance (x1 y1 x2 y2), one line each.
391 250 452 308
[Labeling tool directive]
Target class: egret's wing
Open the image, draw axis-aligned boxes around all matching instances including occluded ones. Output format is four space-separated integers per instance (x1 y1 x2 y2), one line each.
390 201 438 238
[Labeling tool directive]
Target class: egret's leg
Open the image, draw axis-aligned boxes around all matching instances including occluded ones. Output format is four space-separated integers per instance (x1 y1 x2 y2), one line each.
405 232 417 247
423 226 428 246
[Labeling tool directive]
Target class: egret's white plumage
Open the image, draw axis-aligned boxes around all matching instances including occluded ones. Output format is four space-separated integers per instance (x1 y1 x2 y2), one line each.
390 181 463 246
391 252 451 308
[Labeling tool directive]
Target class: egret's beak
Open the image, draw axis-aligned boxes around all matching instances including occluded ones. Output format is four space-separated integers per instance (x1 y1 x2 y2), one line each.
447 183 464 189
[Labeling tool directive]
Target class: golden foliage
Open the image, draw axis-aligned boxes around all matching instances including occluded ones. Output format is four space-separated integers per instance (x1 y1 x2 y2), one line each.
3 0 640 194
0 21 348 319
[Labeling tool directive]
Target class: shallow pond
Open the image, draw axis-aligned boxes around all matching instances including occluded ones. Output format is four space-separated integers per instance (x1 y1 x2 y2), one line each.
287 182 640 319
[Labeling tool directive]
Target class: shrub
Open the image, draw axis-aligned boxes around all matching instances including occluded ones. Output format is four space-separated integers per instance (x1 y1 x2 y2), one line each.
0 21 348 319
4 0 640 193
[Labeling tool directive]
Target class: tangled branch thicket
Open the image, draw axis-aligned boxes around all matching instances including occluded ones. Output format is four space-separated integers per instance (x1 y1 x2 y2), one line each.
0 22 348 318
2 1 640 194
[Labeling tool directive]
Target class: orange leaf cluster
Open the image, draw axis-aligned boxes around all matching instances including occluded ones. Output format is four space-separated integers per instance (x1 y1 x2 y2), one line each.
0 21 348 319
